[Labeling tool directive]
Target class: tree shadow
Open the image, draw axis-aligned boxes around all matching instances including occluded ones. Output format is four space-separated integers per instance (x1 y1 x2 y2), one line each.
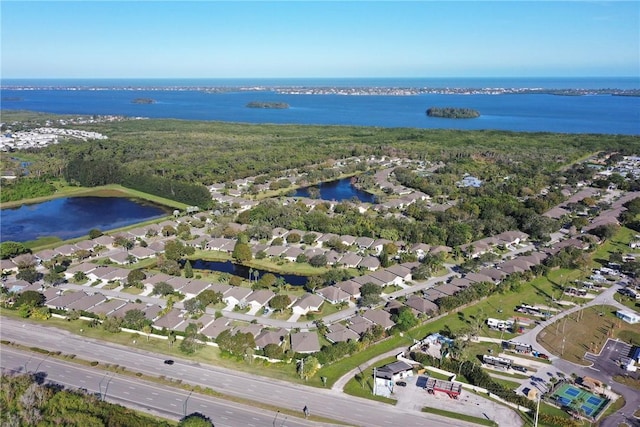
33 371 48 385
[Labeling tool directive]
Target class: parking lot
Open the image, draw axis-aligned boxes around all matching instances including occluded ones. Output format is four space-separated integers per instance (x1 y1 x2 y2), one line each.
393 375 524 427
584 339 639 379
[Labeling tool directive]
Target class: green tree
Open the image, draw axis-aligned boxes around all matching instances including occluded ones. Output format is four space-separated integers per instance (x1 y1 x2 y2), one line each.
152 282 174 296
178 413 214 427
88 228 103 239
184 260 194 278
15 290 45 308
299 355 319 380
16 267 40 284
232 241 252 263
393 306 418 331
269 294 292 312
0 241 29 259
196 289 222 307
122 309 149 330
127 269 146 287
359 282 382 307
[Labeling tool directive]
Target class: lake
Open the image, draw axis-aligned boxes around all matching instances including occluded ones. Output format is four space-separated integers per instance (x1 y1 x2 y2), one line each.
0 196 170 243
191 259 309 286
293 178 376 203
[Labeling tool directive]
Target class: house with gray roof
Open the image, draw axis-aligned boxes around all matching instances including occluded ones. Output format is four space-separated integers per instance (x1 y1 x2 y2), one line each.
254 328 288 350
265 245 287 257
232 323 264 338
290 331 321 354
338 253 362 268
223 287 253 308
246 289 275 311
335 280 362 299
292 293 324 316
369 269 403 287
88 298 128 316
129 246 156 260
434 283 461 296
355 236 374 250
166 276 191 291
385 264 412 282
180 279 211 299
66 293 107 312
362 309 395 330
348 315 374 335
326 323 360 343
359 256 381 271
282 246 303 262
317 286 350 304
46 291 87 310
153 308 186 331
405 295 438 316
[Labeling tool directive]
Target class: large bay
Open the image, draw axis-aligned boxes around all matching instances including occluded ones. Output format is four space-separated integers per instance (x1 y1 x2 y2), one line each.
1 77 639 135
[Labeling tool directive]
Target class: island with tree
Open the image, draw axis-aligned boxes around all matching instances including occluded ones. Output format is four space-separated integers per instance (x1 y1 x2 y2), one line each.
426 107 480 119
246 101 289 109
132 98 156 104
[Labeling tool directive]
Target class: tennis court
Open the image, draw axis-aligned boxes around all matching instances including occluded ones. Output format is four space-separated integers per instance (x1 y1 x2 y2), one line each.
550 383 608 419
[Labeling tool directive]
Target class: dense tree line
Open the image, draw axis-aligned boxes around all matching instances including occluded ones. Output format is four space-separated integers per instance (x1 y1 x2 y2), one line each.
5 112 639 188
63 158 211 207
0 177 57 202
0 372 173 427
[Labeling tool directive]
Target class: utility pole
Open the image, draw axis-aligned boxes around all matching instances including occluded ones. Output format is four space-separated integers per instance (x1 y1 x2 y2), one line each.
373 367 377 396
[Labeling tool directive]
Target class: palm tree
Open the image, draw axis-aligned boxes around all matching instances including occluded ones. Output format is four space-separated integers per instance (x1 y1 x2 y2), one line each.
248 268 254 281
252 269 260 283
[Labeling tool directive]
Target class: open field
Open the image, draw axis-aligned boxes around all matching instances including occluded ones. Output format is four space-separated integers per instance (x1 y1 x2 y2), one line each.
537 305 639 365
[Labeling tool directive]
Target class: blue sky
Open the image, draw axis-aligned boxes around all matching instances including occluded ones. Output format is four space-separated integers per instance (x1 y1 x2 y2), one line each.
1 1 638 78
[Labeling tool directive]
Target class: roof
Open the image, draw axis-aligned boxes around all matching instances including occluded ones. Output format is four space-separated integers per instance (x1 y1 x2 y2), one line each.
254 328 288 349
293 293 324 310
405 296 438 314
317 286 350 302
290 331 321 353
362 309 395 329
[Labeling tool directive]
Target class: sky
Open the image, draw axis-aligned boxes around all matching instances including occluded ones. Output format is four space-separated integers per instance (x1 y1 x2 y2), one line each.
1 1 639 79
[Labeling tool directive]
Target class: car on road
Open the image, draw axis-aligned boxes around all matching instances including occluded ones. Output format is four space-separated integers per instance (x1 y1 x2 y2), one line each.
164 359 174 365
395 381 407 387
513 365 528 373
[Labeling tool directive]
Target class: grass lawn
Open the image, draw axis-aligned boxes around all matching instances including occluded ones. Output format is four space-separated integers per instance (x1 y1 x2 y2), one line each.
614 293 640 311
121 286 143 295
421 407 497 427
342 356 398 404
537 305 638 365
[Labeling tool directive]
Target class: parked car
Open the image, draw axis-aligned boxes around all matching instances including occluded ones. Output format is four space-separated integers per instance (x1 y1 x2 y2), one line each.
395 381 407 387
164 359 174 365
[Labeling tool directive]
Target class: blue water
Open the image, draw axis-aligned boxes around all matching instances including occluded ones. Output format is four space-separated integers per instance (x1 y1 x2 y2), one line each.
294 178 376 203
191 259 308 286
1 197 170 242
1 77 639 134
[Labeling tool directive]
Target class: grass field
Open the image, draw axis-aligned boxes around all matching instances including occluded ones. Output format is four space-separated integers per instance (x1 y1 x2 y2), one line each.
537 305 638 365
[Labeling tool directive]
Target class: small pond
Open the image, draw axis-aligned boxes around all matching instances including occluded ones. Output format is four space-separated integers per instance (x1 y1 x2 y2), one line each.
293 177 376 203
191 259 309 286
1 196 171 243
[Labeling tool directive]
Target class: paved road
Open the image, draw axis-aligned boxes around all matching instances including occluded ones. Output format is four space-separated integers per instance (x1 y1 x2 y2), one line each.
0 317 474 427
514 283 640 427
1 346 315 427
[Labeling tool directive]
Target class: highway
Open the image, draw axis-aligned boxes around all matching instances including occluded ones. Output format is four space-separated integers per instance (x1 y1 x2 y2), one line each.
1 346 312 427
0 317 469 427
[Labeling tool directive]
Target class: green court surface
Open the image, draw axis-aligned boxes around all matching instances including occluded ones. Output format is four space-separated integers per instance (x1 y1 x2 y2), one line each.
550 383 608 419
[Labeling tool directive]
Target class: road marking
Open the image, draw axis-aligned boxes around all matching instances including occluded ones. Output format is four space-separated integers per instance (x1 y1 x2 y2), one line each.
129 386 135 390
151 392 158 396
200 404 207 408
170 403 176 407
146 397 153 401
123 391 130 395
225 410 233 414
